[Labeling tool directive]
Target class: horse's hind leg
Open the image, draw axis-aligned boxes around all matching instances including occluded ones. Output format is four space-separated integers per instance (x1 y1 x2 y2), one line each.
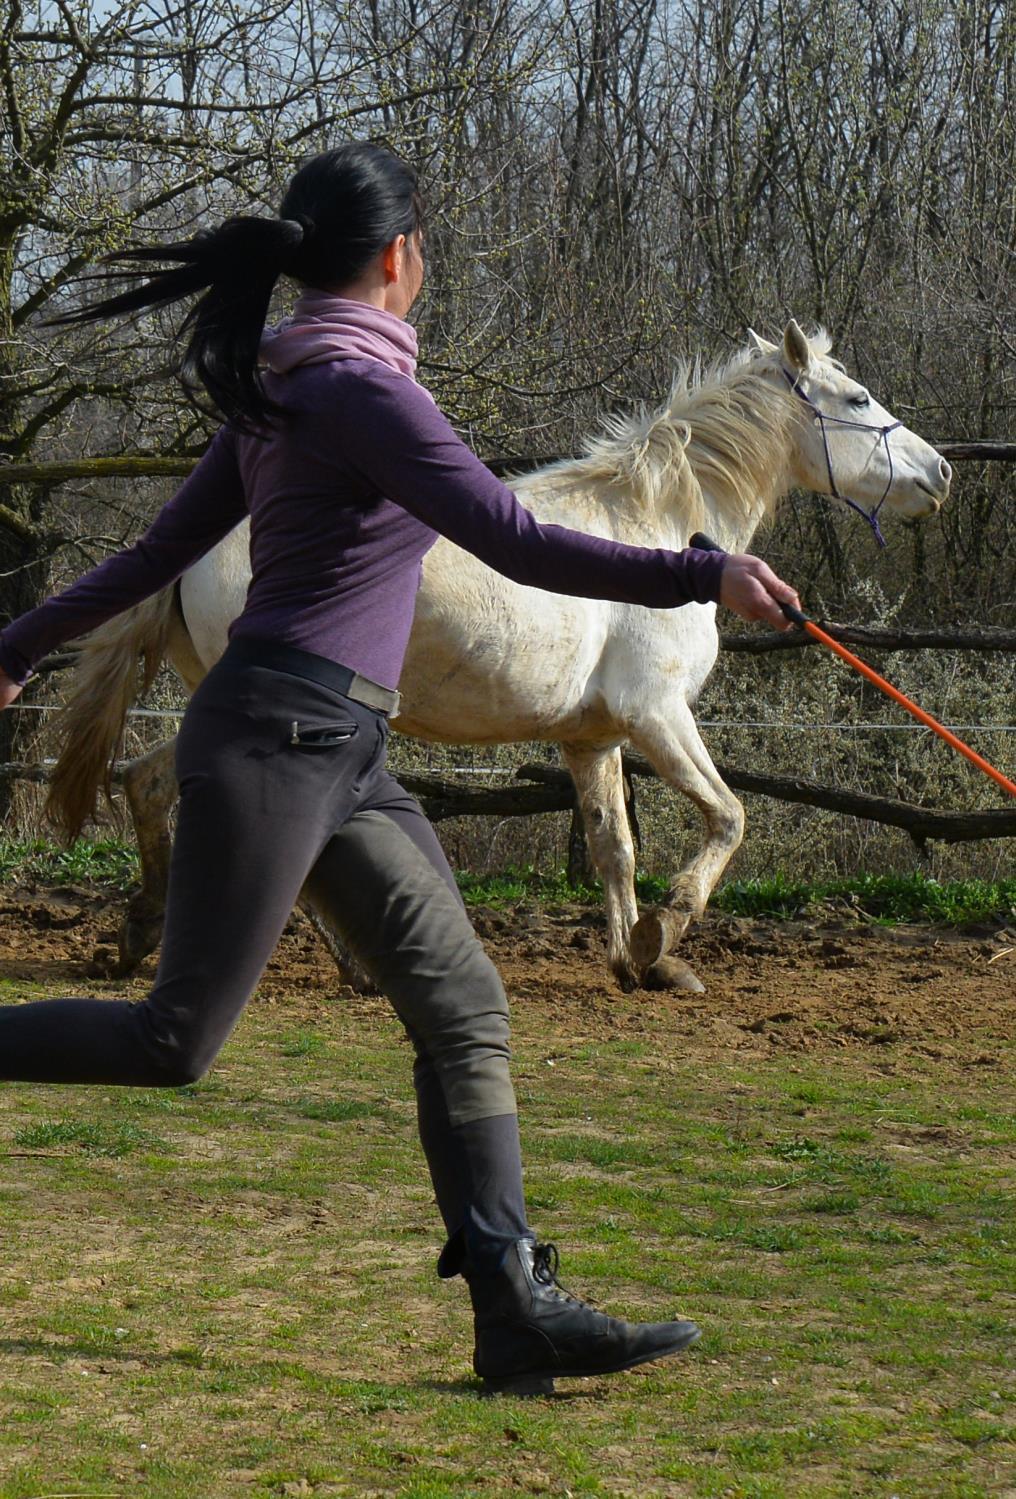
115 738 178 974
627 703 744 991
297 889 379 994
560 743 641 990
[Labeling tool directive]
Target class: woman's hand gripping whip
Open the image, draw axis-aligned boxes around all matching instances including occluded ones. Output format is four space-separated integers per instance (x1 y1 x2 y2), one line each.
690 533 1016 801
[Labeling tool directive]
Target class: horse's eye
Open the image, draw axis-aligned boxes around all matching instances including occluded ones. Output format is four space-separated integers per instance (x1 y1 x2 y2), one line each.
851 391 871 408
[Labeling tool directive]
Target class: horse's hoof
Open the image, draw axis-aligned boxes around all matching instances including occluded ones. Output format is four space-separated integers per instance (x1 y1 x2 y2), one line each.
113 946 145 977
117 914 164 975
337 963 380 997
85 945 119 979
641 956 705 993
629 912 668 969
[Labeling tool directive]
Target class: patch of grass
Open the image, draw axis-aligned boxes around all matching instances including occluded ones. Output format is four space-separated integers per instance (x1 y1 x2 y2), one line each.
295 1097 381 1122
279 1029 328 1058
804 1190 861 1214
455 863 599 907
3 842 1011 931
700 1218 805 1252
770 1133 823 1161
713 869 1016 925
532 1130 659 1172
456 863 1015 927
11 1118 168 1157
943 1414 1015 1447
0 835 139 888
863 1225 921 1245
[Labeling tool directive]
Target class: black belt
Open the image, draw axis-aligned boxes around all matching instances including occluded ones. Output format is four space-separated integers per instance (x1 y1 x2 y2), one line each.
226 636 401 717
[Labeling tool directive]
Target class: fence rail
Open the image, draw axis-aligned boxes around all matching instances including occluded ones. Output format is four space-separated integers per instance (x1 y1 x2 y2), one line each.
1 756 1012 845
718 624 1016 654
3 436 1014 491
442 760 1016 847
397 761 1015 846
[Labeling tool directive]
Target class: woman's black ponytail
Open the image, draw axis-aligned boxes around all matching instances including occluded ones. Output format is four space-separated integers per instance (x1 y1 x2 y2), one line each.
50 143 423 433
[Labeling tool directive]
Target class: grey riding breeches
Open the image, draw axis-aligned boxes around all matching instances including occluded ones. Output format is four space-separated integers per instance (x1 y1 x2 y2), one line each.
0 637 530 1265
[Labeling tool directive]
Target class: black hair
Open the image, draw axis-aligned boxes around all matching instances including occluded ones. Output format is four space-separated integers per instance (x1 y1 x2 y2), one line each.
50 142 423 432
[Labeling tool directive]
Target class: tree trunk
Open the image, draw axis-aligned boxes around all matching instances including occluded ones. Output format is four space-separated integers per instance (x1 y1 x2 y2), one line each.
0 500 49 820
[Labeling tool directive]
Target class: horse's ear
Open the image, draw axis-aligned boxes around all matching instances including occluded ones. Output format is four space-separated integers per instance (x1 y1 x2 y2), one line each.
748 328 777 359
783 319 813 372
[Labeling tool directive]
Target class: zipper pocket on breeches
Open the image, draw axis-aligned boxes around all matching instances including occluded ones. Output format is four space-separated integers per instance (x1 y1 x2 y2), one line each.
288 720 359 749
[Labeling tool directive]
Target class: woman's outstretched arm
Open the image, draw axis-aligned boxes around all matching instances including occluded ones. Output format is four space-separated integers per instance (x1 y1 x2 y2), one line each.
339 367 799 627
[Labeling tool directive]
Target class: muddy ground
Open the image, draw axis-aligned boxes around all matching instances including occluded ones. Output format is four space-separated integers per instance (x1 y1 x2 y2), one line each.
0 885 1012 1074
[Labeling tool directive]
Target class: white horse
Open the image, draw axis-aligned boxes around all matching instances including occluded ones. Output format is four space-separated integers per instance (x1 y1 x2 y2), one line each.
47 321 950 990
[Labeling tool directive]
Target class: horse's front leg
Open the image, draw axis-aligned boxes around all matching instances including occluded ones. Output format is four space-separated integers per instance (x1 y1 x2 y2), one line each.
560 743 641 990
627 702 745 991
115 737 179 974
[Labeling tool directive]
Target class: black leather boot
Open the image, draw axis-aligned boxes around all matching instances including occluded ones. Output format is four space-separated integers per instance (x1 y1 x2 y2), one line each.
465 1239 700 1395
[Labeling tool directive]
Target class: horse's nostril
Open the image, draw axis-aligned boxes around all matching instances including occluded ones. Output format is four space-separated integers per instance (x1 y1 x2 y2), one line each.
940 457 952 486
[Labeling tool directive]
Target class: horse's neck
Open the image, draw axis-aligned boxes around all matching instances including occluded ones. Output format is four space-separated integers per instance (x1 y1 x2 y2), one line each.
526 467 779 555
696 490 776 554
521 474 657 543
681 407 794 552
525 367 794 553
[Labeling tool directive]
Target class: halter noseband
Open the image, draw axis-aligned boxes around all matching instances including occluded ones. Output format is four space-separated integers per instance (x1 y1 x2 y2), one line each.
782 368 903 548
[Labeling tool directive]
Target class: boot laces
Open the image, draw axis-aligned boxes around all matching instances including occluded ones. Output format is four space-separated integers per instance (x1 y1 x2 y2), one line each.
531 1241 583 1305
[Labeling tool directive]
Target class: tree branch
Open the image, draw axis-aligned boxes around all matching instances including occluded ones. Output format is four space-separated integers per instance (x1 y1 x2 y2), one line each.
15 388 78 454
0 502 43 543
0 0 25 161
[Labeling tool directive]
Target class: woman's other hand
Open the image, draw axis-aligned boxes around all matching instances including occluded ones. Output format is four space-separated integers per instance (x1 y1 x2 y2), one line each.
719 554 802 632
0 670 24 710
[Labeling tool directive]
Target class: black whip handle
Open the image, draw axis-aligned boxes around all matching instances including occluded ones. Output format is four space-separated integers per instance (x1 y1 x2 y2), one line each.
687 532 807 626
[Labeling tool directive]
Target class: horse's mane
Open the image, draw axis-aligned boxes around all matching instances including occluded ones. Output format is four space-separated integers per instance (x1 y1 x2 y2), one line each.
533 337 826 536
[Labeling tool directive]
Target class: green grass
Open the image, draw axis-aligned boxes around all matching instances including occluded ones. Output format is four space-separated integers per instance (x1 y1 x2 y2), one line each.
456 862 1015 927
0 835 140 887
12 1118 169 1158
455 864 600 907
711 869 1016 925
461 863 1016 929
0 988 1012 1498
4 839 1012 928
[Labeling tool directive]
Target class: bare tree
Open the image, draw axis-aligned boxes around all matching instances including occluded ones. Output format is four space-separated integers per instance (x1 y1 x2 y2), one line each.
1 0 1012 834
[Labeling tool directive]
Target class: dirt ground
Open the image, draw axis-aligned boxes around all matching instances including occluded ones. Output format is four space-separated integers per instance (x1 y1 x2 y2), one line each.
0 883 1012 1073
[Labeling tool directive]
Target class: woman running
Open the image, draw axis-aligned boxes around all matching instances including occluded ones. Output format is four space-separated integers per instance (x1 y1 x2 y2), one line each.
0 142 800 1396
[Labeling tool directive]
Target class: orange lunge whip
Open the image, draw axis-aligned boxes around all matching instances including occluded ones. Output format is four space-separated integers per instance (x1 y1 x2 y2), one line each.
689 533 1016 801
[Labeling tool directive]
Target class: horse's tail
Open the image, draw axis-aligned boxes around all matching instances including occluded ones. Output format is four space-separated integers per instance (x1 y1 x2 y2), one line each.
46 586 177 841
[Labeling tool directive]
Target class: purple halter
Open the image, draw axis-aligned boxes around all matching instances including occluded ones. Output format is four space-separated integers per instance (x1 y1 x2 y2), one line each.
782 368 903 548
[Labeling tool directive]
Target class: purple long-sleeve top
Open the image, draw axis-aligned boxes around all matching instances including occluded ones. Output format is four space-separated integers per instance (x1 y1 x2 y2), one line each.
0 361 725 690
